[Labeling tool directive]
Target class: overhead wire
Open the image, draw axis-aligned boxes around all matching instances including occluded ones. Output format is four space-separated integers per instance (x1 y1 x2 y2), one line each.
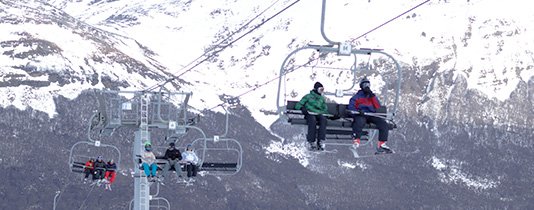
351 0 430 41
145 0 300 92
61 1 301 206
145 0 430 115
145 0 281 92
78 184 96 210
207 57 317 110
204 0 431 112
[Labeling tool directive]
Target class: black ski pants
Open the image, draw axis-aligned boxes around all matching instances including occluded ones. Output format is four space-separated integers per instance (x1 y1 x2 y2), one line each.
93 169 105 180
84 168 93 179
352 115 389 141
305 114 327 143
185 163 197 177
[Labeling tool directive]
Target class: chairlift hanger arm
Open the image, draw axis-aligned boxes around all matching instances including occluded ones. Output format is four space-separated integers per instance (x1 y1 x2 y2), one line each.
357 50 402 115
68 141 122 171
209 105 231 138
320 0 338 45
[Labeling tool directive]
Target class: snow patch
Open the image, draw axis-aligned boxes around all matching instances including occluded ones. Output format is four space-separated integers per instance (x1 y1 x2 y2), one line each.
340 162 356 169
430 156 499 190
264 140 310 167
337 159 368 170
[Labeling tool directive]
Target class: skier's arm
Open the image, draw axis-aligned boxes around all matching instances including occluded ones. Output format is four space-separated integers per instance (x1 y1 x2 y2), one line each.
294 94 309 110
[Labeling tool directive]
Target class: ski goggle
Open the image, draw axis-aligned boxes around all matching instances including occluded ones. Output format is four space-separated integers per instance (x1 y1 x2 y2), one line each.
361 82 370 88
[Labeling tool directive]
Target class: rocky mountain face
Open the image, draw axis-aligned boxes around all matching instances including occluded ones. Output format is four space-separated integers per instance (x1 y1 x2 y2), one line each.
0 0 533 209
0 0 183 116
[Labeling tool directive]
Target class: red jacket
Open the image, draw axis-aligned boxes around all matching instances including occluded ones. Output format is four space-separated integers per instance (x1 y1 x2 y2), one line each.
348 90 380 113
85 161 94 170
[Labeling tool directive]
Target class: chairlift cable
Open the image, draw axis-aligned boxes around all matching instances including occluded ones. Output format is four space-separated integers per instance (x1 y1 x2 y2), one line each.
78 184 96 210
352 0 430 41
206 57 314 111
150 0 281 88
205 0 428 111
145 0 301 92
156 0 427 112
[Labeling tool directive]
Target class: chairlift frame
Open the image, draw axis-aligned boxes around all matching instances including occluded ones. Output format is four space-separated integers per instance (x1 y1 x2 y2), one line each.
275 0 403 151
190 106 243 175
277 0 402 119
68 112 122 174
276 46 402 119
103 89 193 131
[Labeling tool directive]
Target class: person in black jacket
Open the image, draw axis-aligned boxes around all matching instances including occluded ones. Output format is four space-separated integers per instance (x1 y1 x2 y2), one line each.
93 156 106 180
159 142 183 181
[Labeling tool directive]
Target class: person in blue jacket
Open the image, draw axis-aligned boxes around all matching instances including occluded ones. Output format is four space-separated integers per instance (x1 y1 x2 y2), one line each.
348 77 392 154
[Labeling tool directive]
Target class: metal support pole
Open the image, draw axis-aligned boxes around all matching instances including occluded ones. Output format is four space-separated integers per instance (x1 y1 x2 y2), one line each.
133 131 150 210
53 191 60 210
320 0 338 45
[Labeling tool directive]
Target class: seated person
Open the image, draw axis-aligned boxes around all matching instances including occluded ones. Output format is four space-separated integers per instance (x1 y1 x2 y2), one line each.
294 82 328 151
93 156 106 180
348 77 392 154
83 158 95 181
104 159 117 190
141 142 158 181
159 142 183 181
182 144 199 182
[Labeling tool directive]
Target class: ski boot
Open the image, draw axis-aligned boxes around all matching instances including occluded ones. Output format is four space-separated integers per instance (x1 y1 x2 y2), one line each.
375 142 393 154
308 141 317 150
316 141 325 151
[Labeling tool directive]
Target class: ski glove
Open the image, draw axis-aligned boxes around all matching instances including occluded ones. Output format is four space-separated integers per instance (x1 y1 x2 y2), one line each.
300 106 310 116
363 87 375 97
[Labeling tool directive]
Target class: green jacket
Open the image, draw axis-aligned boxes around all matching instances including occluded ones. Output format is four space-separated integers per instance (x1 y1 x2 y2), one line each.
294 91 328 114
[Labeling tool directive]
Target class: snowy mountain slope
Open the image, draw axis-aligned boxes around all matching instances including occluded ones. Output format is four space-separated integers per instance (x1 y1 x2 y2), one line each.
46 0 534 128
1 0 533 209
6 0 534 174
0 0 181 116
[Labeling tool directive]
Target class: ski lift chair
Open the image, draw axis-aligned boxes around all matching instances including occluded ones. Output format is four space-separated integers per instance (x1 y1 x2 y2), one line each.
277 45 402 147
191 137 243 175
68 140 121 175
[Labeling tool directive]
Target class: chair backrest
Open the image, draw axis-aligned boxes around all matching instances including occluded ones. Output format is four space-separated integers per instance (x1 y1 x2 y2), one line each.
376 106 387 113
286 101 298 110
326 103 338 115
338 104 349 118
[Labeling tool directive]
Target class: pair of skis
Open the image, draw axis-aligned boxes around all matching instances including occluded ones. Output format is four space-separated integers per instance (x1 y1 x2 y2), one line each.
307 144 419 159
87 179 113 190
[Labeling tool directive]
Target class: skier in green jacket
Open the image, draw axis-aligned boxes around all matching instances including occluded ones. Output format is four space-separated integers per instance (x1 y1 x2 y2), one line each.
294 82 328 150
